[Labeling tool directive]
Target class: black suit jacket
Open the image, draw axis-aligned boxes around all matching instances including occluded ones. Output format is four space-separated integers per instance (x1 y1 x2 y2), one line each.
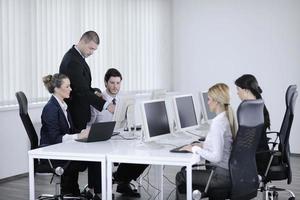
40 96 77 146
59 45 105 130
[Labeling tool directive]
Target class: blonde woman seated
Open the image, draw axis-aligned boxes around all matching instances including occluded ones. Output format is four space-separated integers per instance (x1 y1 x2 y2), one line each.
176 83 236 200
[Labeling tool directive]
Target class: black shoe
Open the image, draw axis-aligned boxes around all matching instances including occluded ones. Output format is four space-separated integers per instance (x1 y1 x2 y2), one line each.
93 194 102 200
116 183 141 198
80 189 94 200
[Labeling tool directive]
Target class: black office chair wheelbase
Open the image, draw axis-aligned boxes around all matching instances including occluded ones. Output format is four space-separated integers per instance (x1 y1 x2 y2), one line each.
265 186 296 200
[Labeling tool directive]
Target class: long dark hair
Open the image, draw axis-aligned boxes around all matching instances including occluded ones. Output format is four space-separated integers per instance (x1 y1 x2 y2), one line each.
235 74 271 129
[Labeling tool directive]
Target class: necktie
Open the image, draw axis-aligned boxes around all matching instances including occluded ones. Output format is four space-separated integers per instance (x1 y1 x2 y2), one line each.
112 98 116 105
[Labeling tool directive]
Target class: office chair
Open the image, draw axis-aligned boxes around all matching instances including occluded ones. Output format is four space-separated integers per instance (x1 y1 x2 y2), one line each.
15 91 81 200
259 85 298 200
189 99 265 200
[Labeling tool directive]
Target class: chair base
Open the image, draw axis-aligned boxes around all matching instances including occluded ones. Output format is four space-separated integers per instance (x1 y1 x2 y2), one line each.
259 185 295 200
37 193 83 200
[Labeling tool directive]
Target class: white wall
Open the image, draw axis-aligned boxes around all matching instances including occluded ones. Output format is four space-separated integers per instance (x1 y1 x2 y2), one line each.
172 0 300 153
0 105 43 179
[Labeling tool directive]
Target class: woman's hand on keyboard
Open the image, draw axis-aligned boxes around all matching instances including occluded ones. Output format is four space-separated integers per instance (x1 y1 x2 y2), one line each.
191 142 203 148
180 144 193 152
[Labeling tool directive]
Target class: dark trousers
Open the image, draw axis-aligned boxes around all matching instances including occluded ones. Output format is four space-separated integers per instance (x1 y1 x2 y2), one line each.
114 163 148 183
88 162 102 193
176 166 231 200
50 160 101 195
60 161 87 195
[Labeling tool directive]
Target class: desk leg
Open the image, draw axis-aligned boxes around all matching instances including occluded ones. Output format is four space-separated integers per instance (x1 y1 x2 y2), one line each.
106 159 112 200
102 159 106 200
29 155 35 200
159 165 163 200
186 165 192 200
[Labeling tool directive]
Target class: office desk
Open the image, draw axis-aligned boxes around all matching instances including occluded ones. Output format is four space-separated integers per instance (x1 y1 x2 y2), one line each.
28 134 202 200
28 141 110 200
106 139 201 200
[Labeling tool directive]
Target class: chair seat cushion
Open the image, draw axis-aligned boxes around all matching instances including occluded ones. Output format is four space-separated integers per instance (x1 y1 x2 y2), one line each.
267 164 288 181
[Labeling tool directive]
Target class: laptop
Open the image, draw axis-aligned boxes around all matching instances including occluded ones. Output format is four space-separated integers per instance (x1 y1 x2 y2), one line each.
76 121 116 142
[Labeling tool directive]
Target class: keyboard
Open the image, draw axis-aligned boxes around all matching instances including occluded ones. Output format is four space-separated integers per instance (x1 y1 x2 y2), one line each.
170 141 202 153
170 145 191 153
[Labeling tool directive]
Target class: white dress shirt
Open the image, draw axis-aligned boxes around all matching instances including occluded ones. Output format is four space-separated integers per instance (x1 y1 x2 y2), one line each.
53 95 78 142
192 111 233 169
87 90 119 127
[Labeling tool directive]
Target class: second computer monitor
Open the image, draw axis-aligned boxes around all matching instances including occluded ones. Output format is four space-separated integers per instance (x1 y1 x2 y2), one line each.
199 91 216 123
112 94 135 130
141 99 171 141
173 94 198 131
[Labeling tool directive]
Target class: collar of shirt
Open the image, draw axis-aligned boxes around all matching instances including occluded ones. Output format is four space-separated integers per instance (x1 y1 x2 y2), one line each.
53 94 68 112
102 90 119 104
74 45 85 59
212 111 226 122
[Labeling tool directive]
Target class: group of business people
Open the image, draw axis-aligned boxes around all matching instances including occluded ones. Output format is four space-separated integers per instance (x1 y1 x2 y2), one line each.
176 74 271 199
40 31 147 200
39 30 271 200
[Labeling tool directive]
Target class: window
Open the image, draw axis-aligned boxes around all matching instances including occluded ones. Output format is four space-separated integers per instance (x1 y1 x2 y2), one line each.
0 0 172 106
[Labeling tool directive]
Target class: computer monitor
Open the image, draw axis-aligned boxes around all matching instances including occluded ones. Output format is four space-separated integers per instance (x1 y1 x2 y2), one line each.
112 94 135 130
173 94 198 131
199 91 216 123
141 99 172 142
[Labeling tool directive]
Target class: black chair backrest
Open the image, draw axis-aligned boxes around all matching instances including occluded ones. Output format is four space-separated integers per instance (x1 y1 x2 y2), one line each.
230 99 265 200
277 85 298 184
279 85 297 148
15 91 39 150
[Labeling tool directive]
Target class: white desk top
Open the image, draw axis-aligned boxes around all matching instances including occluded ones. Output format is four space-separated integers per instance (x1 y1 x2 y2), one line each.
28 141 108 161
107 139 200 165
29 133 201 165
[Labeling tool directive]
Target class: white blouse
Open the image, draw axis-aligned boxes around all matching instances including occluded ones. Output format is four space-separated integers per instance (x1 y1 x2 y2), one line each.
192 111 233 169
53 95 78 142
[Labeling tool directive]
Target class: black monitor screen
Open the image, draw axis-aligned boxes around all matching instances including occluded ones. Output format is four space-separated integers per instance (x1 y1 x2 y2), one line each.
176 96 198 128
144 101 170 137
202 92 216 120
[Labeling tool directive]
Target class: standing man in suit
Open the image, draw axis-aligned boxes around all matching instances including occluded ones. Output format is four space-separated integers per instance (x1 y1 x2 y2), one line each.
59 30 114 130
59 31 113 199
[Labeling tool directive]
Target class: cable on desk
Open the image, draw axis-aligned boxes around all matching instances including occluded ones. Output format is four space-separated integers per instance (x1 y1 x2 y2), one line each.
158 142 177 147
186 130 201 137
110 134 138 140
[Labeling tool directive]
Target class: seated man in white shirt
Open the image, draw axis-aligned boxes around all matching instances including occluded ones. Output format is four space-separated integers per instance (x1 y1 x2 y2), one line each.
87 68 148 198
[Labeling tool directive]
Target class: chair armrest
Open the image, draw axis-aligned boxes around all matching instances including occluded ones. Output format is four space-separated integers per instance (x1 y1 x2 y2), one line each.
268 141 279 149
192 163 217 170
266 131 279 134
256 150 271 154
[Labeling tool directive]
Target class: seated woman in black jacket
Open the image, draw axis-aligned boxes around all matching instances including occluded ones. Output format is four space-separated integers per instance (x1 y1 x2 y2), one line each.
41 73 101 200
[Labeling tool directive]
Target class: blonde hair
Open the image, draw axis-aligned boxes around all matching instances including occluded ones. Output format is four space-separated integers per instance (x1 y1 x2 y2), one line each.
208 83 237 138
